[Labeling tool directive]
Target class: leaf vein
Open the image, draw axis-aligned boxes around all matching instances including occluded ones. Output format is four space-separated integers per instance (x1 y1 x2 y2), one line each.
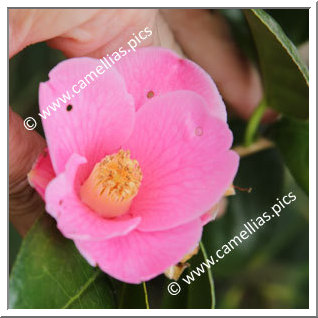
62 269 101 308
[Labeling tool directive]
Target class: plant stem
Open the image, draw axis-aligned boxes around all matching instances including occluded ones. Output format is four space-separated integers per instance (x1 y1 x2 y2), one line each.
142 281 150 309
199 241 216 309
244 99 267 147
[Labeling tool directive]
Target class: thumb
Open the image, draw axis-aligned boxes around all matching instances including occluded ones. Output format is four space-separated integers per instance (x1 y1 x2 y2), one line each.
9 9 100 58
9 107 46 236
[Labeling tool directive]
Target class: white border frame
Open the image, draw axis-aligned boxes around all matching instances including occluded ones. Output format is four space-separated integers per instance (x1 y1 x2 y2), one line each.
3 1 316 316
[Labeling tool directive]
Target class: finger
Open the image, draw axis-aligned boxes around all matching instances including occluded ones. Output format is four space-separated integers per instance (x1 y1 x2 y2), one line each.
9 108 46 236
46 9 183 58
161 9 263 120
9 9 101 58
47 9 157 57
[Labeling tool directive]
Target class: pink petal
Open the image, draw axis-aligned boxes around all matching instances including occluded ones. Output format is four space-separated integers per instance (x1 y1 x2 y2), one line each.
75 219 203 283
200 198 228 226
123 91 239 231
27 148 55 199
115 47 227 121
201 207 217 226
39 57 135 174
45 153 141 241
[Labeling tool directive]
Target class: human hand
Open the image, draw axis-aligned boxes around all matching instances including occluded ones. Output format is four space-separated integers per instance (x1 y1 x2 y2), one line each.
9 8 262 235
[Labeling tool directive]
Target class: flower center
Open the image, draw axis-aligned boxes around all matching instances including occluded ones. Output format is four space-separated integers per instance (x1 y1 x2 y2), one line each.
80 150 142 218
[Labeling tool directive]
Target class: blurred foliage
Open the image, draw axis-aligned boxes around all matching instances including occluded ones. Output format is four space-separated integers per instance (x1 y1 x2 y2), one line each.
9 9 309 309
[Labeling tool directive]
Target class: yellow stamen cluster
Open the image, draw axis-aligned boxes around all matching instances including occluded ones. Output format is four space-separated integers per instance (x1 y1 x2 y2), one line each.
95 150 142 202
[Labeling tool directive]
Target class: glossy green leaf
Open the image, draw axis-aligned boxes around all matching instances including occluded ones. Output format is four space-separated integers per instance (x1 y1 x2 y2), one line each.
9 214 116 309
270 116 309 195
244 9 308 119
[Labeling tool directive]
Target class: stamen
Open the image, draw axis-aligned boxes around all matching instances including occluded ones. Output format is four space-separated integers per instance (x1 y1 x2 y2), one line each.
80 150 142 218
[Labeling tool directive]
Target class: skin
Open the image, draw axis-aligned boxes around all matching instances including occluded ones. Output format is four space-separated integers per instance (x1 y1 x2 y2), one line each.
9 9 263 236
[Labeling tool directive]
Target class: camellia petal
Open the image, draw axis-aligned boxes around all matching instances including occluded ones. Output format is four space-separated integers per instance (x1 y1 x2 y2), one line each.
115 47 227 121
28 148 55 200
123 91 239 231
74 218 202 284
39 57 135 174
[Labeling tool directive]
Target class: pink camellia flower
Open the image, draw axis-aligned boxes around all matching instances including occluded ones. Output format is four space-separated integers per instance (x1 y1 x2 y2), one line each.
28 47 239 284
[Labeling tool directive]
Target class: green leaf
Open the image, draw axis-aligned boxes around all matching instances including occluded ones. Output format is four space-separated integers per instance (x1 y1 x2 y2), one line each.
9 214 116 309
270 116 309 195
244 9 308 119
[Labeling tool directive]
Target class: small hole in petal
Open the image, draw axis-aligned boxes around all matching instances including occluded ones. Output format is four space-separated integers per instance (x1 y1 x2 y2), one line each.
195 126 203 136
59 200 63 205
147 91 154 99
66 105 73 112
